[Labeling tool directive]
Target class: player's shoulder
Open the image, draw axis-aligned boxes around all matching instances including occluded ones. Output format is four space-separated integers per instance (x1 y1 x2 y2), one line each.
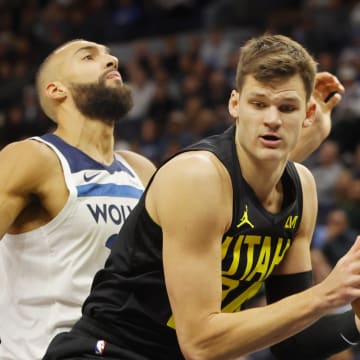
0 138 64 192
116 149 156 187
148 149 233 228
293 161 316 192
0 138 60 171
158 150 229 189
293 162 314 179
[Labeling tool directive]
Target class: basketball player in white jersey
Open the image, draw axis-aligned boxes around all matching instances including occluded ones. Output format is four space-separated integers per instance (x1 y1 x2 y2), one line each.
0 38 344 359
0 39 155 360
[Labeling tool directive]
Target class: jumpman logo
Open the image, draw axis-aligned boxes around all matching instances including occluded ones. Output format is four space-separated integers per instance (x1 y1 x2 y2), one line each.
236 204 254 228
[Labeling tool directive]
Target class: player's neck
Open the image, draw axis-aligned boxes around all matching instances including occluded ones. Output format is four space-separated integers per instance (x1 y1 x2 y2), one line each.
235 137 286 204
55 118 115 165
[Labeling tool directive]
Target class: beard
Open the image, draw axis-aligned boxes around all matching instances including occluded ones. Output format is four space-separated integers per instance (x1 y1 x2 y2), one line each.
70 77 133 123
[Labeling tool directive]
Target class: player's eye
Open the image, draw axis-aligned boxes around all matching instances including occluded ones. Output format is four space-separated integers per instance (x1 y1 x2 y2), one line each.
279 104 296 113
252 101 266 109
82 54 93 60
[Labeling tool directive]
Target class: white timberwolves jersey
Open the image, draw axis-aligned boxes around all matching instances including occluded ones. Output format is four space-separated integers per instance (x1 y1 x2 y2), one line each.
0 134 145 360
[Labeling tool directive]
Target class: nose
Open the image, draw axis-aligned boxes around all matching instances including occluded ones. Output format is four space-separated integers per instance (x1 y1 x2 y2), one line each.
105 54 118 69
264 106 282 130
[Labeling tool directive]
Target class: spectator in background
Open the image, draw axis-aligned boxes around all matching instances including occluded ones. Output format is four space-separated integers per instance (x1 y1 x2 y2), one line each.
302 0 352 54
341 176 360 234
190 107 218 139
0 105 31 145
69 0 109 43
106 0 145 41
120 62 156 140
136 116 163 166
147 71 178 129
330 64 360 154
159 109 193 162
310 139 348 224
322 209 358 268
349 143 360 180
199 27 234 69
334 142 360 233
317 50 338 74
332 64 360 125
204 68 232 109
126 62 156 121
312 208 357 269
179 73 204 104
162 34 181 74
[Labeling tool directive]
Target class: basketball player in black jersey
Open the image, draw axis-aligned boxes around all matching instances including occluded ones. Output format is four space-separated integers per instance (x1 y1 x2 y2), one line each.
43 34 360 360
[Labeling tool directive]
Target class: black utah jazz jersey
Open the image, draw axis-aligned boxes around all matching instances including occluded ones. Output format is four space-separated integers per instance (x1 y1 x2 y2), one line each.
82 125 303 359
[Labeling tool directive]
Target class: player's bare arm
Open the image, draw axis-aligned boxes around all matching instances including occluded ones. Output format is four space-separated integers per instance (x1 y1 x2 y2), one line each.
289 72 345 162
0 139 68 237
146 151 233 358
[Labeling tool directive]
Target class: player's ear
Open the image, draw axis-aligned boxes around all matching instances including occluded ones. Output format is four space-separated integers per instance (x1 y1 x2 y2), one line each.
303 101 316 128
228 90 240 118
45 81 67 100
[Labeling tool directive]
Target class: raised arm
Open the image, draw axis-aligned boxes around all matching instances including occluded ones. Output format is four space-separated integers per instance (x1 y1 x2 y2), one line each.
289 72 345 162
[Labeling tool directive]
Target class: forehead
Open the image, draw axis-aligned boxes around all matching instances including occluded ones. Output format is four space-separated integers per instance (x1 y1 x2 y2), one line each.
242 74 306 100
55 41 109 60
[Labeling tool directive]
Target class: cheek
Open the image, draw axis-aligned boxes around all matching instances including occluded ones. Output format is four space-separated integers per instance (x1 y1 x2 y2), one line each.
73 64 101 82
237 121 257 146
239 106 262 124
284 112 303 129
287 124 302 147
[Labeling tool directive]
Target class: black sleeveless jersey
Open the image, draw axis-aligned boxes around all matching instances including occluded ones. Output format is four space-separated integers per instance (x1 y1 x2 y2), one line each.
82 125 303 359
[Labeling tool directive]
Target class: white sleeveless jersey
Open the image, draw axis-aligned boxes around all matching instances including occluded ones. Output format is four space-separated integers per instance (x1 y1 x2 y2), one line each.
0 134 145 360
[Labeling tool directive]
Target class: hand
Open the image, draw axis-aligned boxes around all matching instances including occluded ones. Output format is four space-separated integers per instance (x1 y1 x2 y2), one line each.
289 72 345 162
318 236 360 311
311 72 345 139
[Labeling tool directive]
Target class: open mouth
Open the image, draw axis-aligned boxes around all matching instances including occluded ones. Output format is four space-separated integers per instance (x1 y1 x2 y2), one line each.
260 134 281 147
262 134 280 141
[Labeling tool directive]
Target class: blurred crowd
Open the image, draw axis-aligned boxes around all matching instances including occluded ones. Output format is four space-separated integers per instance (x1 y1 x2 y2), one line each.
1 0 360 358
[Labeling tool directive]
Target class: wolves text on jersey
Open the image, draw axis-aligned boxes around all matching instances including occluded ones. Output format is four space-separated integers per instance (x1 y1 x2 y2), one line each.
86 203 133 225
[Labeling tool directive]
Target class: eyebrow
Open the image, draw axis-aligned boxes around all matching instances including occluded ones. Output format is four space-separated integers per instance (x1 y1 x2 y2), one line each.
248 92 300 102
73 45 110 56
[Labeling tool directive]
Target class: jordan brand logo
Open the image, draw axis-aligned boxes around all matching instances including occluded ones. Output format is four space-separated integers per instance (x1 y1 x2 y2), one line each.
236 204 254 229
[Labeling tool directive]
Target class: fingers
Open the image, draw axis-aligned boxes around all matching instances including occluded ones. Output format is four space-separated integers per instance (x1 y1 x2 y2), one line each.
340 236 360 274
324 91 338 103
325 92 342 109
321 236 360 308
315 71 345 93
314 72 345 98
312 72 344 112
349 236 360 252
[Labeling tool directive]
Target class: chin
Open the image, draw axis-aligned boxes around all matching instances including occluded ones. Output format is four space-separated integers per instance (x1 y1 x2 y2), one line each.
259 149 286 162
